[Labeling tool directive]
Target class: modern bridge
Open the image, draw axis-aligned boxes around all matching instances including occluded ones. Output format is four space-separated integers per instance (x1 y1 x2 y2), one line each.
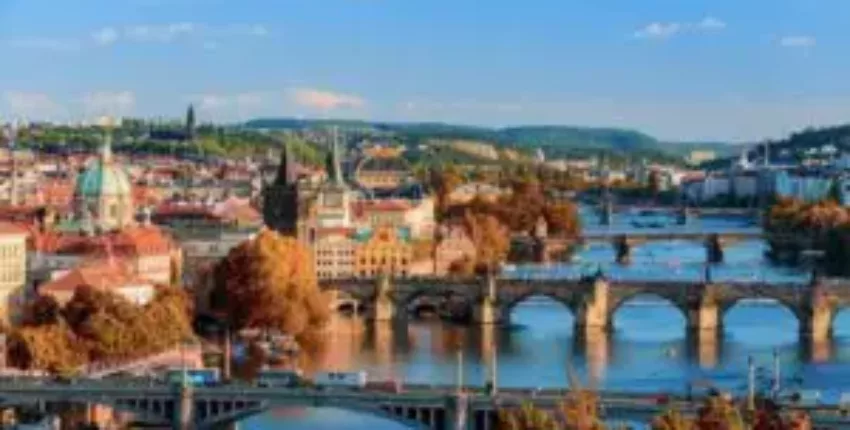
0 379 847 430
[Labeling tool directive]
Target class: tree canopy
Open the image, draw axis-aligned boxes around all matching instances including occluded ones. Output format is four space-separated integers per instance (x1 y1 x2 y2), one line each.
8 286 193 373
210 229 330 339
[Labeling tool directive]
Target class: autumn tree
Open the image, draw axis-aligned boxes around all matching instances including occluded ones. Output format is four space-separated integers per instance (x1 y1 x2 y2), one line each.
20 295 62 326
211 229 330 342
9 286 193 372
543 202 581 238
498 403 560 430
462 211 510 273
8 322 85 373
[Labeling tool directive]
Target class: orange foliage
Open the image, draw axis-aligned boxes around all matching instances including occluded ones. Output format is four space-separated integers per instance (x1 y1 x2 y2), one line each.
211 229 330 340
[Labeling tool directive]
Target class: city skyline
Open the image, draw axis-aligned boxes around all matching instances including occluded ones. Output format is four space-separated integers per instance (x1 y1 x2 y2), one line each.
2 0 850 142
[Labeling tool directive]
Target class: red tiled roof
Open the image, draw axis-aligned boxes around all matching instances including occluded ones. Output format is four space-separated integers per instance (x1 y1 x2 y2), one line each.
31 225 174 257
40 259 152 294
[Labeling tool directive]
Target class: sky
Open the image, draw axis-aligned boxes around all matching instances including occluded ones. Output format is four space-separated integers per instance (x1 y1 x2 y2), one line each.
1 0 849 142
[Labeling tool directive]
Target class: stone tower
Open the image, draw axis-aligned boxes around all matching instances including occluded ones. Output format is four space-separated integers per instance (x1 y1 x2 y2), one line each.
262 144 301 236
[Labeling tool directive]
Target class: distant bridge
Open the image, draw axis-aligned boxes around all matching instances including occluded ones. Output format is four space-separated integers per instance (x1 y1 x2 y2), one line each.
0 380 847 429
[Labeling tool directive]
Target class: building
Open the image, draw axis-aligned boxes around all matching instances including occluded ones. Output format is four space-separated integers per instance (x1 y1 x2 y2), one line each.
688 150 716 166
28 128 181 290
352 147 413 192
353 225 413 278
0 223 28 324
39 260 157 306
314 227 357 279
433 224 476 275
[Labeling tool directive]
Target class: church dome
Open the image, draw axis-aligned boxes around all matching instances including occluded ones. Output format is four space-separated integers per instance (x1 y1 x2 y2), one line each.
73 131 136 232
76 158 132 198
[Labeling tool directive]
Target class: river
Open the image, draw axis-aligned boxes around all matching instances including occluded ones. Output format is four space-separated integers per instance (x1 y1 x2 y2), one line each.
243 209 850 429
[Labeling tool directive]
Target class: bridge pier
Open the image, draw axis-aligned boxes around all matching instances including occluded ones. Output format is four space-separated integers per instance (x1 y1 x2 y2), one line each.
575 276 610 335
676 206 692 226
444 393 469 430
174 385 194 430
613 235 631 265
705 234 724 264
599 200 613 226
369 275 395 321
473 275 502 325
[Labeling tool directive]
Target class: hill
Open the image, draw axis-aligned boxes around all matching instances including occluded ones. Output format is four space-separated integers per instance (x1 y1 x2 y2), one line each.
243 118 729 162
699 123 850 170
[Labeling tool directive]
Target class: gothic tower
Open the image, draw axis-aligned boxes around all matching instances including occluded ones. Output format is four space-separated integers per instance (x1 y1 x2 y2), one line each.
262 144 301 236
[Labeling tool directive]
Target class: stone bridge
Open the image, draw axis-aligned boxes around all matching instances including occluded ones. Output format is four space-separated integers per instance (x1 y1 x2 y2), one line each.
320 275 850 345
1 380 847 430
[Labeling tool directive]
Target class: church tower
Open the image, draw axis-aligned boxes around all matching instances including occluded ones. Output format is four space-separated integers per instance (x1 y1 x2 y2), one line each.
315 128 352 228
262 144 302 236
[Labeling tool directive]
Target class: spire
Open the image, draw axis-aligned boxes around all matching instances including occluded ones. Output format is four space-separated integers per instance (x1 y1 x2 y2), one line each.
98 116 116 164
275 143 298 185
326 127 344 186
8 121 18 206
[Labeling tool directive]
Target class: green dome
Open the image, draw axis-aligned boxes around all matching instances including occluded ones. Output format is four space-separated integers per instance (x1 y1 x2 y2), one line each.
75 156 132 198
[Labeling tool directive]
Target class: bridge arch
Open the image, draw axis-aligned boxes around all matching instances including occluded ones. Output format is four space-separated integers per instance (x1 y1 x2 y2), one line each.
326 289 366 314
608 292 688 335
396 287 476 321
224 399 437 430
500 292 579 320
720 297 801 343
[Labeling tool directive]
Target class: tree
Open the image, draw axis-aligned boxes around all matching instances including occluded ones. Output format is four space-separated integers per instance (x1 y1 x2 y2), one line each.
498 403 560 430
543 202 581 237
21 295 62 326
211 229 330 340
462 212 510 273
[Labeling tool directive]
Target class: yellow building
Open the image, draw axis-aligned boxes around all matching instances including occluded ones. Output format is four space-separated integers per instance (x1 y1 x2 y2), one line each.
353 225 412 278
0 222 28 324
314 228 357 279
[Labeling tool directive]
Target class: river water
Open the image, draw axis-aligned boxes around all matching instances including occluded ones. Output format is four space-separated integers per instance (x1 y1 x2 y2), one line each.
243 209 850 429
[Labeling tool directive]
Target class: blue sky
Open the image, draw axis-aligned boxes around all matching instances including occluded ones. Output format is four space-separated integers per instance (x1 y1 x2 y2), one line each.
1 0 849 142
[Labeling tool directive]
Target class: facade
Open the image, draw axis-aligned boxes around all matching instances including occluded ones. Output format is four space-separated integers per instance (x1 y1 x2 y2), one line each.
314 228 357 279
353 147 413 191
0 223 28 324
773 171 835 203
353 225 413 278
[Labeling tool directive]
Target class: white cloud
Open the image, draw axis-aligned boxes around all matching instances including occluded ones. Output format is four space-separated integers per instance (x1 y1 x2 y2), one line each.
92 27 120 46
3 92 66 119
198 95 229 110
290 88 365 111
634 22 681 39
697 17 726 30
202 41 218 51
780 35 816 48
634 17 726 40
125 22 196 42
7 38 81 52
82 91 136 116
